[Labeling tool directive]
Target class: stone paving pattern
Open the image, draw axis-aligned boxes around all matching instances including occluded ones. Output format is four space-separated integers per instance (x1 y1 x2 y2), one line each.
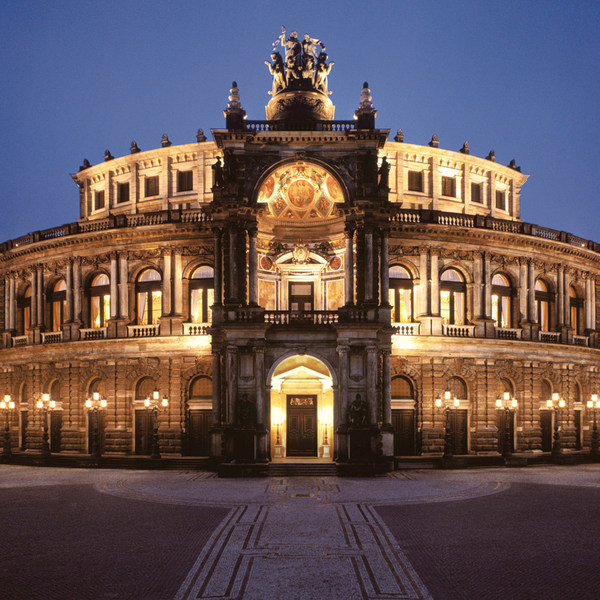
1 465 600 599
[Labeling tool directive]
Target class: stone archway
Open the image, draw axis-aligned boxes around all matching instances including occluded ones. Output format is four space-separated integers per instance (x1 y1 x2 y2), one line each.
268 354 335 460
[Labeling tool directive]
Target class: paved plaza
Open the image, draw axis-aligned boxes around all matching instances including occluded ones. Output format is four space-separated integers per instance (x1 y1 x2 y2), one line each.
1 465 600 599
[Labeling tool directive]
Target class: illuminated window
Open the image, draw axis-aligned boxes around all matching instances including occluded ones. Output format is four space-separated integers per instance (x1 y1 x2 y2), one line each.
177 170 193 192
441 176 456 198
90 274 110 328
569 286 583 335
471 182 482 204
189 266 214 324
491 274 512 328
535 279 552 332
145 176 159 197
94 190 105 211
17 286 31 335
407 171 424 192
389 265 413 323
392 376 414 399
50 280 67 332
117 182 129 204
440 269 465 325
136 269 162 325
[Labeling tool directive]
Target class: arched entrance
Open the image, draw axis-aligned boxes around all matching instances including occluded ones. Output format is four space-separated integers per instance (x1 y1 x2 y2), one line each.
269 355 334 460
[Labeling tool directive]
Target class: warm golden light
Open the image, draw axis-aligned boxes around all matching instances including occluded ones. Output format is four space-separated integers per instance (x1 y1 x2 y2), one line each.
444 391 451 401
320 406 333 427
144 397 150 408
496 398 502 408
161 396 169 408
511 398 518 409
153 390 160 402
100 398 107 408
453 398 460 408
552 393 559 402
36 399 43 409
85 399 92 408
49 400 56 409
435 397 442 408
271 406 284 426
42 393 50 402
559 399 566 408
503 392 510 401
546 399 553 408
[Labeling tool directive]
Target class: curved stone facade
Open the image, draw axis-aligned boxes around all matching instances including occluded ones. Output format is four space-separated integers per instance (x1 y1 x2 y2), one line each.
1 48 599 468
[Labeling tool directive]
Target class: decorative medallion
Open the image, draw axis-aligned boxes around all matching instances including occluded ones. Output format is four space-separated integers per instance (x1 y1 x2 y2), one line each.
329 255 342 271
292 243 310 264
287 179 315 208
260 255 274 271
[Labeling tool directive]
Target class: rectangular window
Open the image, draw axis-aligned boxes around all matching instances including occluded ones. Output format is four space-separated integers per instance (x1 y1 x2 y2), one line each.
471 182 482 204
94 190 105 211
117 182 130 204
177 170 193 192
145 176 159 197
407 170 424 192
495 190 506 210
441 176 456 198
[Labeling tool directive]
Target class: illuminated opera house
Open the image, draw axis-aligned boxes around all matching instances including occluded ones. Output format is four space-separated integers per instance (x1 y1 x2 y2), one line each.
1 31 599 473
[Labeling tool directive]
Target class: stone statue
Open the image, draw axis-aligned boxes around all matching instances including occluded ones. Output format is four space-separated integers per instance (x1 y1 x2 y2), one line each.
285 55 301 85
349 394 369 427
301 55 315 84
277 27 302 66
302 34 325 63
237 394 255 427
378 156 390 189
212 156 224 188
315 53 334 94
265 52 286 95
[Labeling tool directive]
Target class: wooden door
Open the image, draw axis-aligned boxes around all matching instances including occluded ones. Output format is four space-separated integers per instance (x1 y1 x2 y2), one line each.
540 410 553 452
286 395 317 457
575 410 582 450
50 411 62 453
289 282 314 313
450 409 468 455
392 409 416 456
88 411 106 454
496 411 515 453
187 410 211 456
135 410 153 455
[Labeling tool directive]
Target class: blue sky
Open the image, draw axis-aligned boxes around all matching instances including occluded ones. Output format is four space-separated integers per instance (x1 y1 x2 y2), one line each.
1 0 599 244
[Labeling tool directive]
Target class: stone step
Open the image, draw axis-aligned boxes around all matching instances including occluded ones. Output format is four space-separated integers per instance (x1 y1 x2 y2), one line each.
268 462 338 477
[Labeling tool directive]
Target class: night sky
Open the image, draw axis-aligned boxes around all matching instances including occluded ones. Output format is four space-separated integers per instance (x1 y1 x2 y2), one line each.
1 1 598 244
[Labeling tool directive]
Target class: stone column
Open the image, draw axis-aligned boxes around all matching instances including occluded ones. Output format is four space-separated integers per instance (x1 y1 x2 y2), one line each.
585 277 592 331
228 227 238 303
430 251 439 316
248 227 258 306
527 260 536 322
30 269 37 327
255 346 267 461
557 266 564 327
162 249 172 316
382 350 391 427
344 226 354 305
592 278 596 330
563 270 570 327
212 352 221 427
36 267 43 327
73 258 82 323
337 345 349 426
365 228 374 302
473 253 482 318
65 260 74 323
380 229 390 307
226 346 238 425
119 253 129 319
366 346 378 425
8 276 15 331
419 249 429 315
4 277 9 331
484 253 492 318
213 229 223 306
110 253 119 319
519 259 528 323
173 250 183 316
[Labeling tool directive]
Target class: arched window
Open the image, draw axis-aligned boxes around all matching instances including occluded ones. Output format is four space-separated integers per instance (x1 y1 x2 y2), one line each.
535 279 552 332
440 269 466 325
497 377 514 398
90 274 110 328
190 376 212 403
189 266 214 324
389 266 413 323
541 380 552 402
136 269 162 325
50 280 67 332
491 274 512 328
391 375 414 400
17 286 31 335
447 376 467 400
135 376 156 401
569 286 583 335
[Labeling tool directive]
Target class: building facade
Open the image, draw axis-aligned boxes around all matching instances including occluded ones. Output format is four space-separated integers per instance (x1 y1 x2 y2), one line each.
1 35 599 470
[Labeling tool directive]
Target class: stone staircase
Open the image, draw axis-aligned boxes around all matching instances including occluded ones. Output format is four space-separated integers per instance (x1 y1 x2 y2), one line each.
268 462 338 477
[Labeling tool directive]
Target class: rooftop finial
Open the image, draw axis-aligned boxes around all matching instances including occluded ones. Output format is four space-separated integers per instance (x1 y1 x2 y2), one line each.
354 82 376 129
224 81 246 129
394 129 404 143
429 134 439 148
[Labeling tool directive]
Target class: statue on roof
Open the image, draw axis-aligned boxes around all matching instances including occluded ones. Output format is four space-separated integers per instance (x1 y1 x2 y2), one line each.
267 28 333 96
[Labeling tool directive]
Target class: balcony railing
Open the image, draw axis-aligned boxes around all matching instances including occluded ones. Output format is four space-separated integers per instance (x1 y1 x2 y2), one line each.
80 327 107 340
540 331 561 344
443 324 475 337
495 328 522 340
393 323 420 335
264 310 339 325
12 335 30 347
127 324 159 337
183 323 210 335
42 331 63 344
573 335 589 347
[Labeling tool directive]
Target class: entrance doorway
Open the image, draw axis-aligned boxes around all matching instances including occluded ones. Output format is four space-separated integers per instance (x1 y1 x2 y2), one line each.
540 410 553 452
449 409 468 455
135 410 153 455
496 410 515 453
287 395 318 457
392 409 416 456
289 282 314 313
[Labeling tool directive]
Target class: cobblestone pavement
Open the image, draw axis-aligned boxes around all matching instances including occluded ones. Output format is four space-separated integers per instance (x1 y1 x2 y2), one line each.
1 465 600 599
